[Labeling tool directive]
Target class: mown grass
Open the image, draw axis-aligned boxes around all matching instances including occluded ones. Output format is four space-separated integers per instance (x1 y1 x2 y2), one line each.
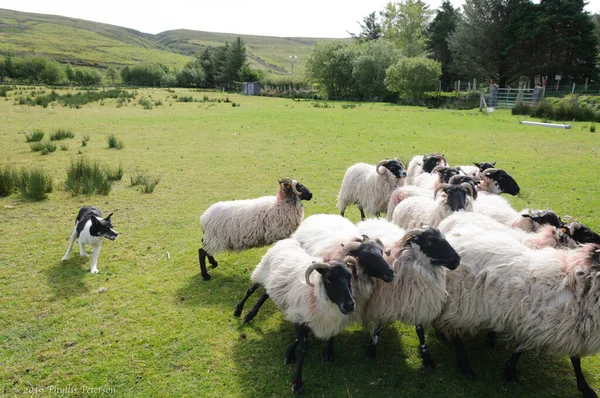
0 86 598 397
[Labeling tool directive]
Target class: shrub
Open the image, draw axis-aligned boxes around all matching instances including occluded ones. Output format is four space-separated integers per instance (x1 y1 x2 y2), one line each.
25 130 44 142
65 157 113 196
40 142 57 155
385 57 442 101
177 96 194 103
138 97 153 110
50 129 74 141
81 133 90 147
107 134 124 149
60 144 69 151
591 123 596 133
17 168 53 200
105 163 124 181
30 142 44 152
0 164 18 196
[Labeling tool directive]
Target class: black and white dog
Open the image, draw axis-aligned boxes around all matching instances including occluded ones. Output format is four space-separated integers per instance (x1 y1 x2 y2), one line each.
62 207 119 273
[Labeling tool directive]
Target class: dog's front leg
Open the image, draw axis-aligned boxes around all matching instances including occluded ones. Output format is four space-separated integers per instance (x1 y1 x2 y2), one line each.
62 228 78 262
79 239 89 258
90 245 101 273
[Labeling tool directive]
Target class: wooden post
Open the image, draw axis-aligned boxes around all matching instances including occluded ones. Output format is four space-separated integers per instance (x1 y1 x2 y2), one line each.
585 78 589 90
457 80 461 93
473 78 477 92
572 83 576 94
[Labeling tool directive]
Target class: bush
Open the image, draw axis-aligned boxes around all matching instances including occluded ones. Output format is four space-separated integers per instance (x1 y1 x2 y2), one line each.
17 168 53 200
0 164 18 196
50 129 74 141
81 133 90 147
107 134 124 149
65 157 114 196
177 96 194 103
25 130 44 142
385 57 442 101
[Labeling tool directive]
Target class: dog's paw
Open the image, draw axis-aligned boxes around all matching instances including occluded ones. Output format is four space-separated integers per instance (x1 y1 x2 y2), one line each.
61 256 69 262
90 268 99 274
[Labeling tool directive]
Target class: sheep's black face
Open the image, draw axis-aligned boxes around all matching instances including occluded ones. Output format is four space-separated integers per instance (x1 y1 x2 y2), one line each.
450 176 478 199
413 229 460 270
385 160 407 179
569 224 600 245
443 185 470 212
485 169 520 195
474 161 496 172
523 210 562 228
422 153 445 173
296 183 313 201
317 263 355 315
437 167 461 183
348 241 394 282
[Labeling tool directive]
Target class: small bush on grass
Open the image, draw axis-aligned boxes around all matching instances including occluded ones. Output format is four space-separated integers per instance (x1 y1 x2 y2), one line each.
17 168 53 200
65 157 113 196
105 163 124 181
50 129 75 141
25 130 44 142
107 134 124 149
81 133 90 147
130 170 160 193
30 141 57 155
177 96 194 103
0 164 18 196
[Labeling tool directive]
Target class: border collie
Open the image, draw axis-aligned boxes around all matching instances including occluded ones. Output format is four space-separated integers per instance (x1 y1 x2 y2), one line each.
62 207 119 273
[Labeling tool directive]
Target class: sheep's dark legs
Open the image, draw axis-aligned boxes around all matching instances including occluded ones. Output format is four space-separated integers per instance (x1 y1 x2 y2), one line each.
340 208 346 217
198 248 210 281
366 324 384 359
375 212 381 219
571 356 598 398
358 206 366 221
243 293 269 323
291 324 310 393
416 323 435 369
233 283 259 317
504 351 522 381
452 336 475 379
324 337 334 362
285 337 299 364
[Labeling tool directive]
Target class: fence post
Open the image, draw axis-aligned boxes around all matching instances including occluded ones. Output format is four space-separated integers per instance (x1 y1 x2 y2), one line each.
572 83 576 94
473 78 477 92
585 78 589 90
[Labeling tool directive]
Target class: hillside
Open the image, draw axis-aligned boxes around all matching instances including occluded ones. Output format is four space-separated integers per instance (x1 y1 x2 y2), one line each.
0 8 342 75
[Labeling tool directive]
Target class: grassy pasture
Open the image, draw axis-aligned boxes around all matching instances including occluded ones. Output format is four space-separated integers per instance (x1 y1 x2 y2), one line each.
0 87 599 397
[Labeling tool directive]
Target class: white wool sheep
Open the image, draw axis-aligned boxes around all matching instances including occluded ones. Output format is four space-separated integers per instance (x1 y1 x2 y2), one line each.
405 153 447 185
198 178 312 280
337 159 406 220
435 227 600 397
472 194 540 232
391 183 474 229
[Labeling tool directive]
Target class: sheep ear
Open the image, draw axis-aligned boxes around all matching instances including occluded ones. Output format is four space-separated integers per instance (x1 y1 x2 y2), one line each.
385 249 391 256
592 249 600 265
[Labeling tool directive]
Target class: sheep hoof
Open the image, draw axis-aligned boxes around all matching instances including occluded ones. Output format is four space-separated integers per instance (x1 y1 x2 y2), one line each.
291 381 304 394
422 354 436 369
365 345 377 360
210 262 219 269
504 368 517 382
581 386 598 398
233 306 242 318
202 274 211 281
284 353 296 364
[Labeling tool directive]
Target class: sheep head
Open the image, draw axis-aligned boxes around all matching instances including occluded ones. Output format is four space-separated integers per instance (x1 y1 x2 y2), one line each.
279 178 313 201
434 183 473 211
422 153 448 173
401 228 461 270
341 237 394 282
305 261 355 315
377 158 407 179
480 168 520 196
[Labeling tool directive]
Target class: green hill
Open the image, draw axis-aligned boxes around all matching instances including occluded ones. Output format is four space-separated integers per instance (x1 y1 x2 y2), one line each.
0 8 343 75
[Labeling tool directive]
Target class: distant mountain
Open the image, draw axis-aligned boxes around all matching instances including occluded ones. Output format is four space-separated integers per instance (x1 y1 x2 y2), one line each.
0 8 342 75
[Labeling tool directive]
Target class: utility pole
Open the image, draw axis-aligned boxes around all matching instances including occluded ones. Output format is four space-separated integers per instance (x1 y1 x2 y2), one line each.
289 55 297 75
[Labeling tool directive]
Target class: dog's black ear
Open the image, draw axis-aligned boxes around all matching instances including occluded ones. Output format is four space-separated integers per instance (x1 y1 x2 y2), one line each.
90 216 100 225
105 212 114 221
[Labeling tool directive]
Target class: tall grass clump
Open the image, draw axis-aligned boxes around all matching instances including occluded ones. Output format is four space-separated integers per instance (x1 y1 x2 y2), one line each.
65 157 113 196
50 129 75 141
17 168 53 200
25 129 44 142
130 170 160 193
81 133 90 147
107 134 124 149
30 141 57 155
105 163 124 181
0 164 18 196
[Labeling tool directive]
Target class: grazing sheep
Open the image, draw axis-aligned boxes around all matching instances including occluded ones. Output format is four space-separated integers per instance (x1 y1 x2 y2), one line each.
358 227 461 367
434 226 600 398
337 158 407 220
235 214 393 323
391 183 474 229
237 238 358 393
198 178 312 280
405 153 448 185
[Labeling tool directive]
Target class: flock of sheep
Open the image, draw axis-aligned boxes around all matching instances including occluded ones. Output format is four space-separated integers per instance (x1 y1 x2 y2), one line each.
198 154 600 396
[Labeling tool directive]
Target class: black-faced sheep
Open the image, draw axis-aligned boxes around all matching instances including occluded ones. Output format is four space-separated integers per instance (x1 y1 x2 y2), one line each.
435 226 600 398
337 158 407 220
405 153 448 185
198 178 312 280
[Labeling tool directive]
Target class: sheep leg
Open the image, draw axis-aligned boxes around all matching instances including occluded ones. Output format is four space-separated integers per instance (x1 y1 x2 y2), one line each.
340 208 346 217
285 337 299 364
243 293 269 323
233 283 259 317
366 324 384 359
291 324 310 394
416 323 435 369
571 356 598 398
504 350 522 382
198 248 211 281
452 337 475 379
358 205 366 221
324 337 334 362
375 212 381 219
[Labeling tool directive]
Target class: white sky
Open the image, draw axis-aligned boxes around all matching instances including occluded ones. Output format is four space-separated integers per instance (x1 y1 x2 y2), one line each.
0 0 598 38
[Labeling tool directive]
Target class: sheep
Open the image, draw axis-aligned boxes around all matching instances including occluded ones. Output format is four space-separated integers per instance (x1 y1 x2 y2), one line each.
405 153 448 185
357 226 461 367
476 167 520 195
454 161 497 179
562 216 600 245
434 226 600 398
472 194 554 232
391 182 474 230
198 178 312 280
356 218 405 250
240 238 358 393
337 158 407 220
413 165 462 190
235 214 394 323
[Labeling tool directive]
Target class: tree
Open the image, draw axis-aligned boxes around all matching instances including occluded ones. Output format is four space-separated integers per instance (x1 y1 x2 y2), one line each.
305 41 359 100
177 61 206 87
381 0 432 57
352 40 401 101
426 0 461 87
350 12 383 42
237 64 263 82
385 56 441 100
106 66 118 85
223 37 247 87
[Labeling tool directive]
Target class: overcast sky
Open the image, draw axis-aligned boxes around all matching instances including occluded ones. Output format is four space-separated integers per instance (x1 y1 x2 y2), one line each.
1 0 598 38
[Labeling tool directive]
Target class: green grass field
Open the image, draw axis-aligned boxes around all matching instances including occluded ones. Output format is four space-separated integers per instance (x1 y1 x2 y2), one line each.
1 87 599 397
